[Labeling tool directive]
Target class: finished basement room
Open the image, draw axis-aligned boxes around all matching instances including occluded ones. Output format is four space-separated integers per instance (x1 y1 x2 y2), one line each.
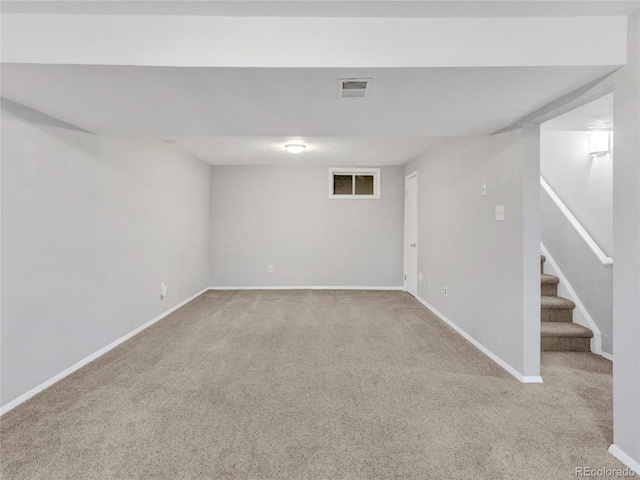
1 1 640 479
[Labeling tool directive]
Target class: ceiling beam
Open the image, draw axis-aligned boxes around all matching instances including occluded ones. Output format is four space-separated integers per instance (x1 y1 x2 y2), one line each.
1 14 628 68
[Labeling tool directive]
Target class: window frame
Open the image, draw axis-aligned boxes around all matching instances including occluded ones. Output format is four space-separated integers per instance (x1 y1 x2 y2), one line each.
328 168 381 199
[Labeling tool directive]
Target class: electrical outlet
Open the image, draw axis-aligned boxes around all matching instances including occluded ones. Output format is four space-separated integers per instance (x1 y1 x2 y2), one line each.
267 265 273 273
495 205 505 221
481 183 487 196
418 273 423 282
444 286 448 297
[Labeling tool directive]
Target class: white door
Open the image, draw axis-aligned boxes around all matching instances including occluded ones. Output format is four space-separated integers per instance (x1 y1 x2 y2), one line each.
404 173 418 297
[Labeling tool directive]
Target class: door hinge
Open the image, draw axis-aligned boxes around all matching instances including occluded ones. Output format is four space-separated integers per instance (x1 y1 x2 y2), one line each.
404 275 407 280
406 190 408 196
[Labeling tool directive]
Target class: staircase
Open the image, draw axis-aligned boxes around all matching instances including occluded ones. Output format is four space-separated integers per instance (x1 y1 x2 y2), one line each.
540 255 593 352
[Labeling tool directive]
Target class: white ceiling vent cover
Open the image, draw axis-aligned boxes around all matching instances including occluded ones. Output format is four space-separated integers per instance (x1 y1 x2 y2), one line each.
338 78 372 99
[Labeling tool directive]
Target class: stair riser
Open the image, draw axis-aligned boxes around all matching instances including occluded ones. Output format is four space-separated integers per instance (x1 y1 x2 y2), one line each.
541 336 591 352
541 308 573 322
541 285 557 296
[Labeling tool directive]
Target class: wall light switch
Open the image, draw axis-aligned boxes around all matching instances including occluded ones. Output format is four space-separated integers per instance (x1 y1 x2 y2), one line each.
481 183 487 196
418 273 423 282
495 205 505 221
160 284 168 299
267 265 274 273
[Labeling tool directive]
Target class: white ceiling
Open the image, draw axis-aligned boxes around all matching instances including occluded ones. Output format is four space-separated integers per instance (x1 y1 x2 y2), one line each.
1 64 617 164
164 136 445 166
3 0 639 17
542 93 614 132
1 1 633 166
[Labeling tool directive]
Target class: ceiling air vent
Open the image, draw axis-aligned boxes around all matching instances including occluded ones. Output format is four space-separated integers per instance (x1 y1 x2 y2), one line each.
338 78 372 99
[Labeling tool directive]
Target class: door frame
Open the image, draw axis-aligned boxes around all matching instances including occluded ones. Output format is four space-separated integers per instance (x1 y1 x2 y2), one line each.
404 171 418 294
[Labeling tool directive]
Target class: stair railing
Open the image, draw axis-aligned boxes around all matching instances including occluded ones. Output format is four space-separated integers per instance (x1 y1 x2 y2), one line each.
540 176 613 266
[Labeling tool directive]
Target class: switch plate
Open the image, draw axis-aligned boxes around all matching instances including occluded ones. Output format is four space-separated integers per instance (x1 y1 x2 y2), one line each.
418 273 423 282
481 183 487 196
160 283 168 299
267 265 273 273
495 205 505 221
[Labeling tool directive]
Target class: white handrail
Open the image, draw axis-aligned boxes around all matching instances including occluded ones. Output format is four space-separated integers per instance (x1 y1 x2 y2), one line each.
540 176 613 266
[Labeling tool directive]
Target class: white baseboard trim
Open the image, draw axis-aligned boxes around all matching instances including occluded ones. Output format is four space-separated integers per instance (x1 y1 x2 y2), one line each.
540 243 606 358
208 286 404 291
0 287 209 416
609 444 640 475
600 351 614 362
415 295 543 384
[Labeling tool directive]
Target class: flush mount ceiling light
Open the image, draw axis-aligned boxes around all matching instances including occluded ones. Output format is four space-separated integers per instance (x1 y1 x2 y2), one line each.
285 144 306 153
589 132 610 156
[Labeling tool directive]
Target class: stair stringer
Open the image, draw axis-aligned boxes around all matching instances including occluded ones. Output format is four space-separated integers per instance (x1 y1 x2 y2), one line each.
541 243 606 358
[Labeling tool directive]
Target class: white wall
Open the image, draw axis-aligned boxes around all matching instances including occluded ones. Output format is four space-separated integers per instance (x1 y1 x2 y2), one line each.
1 99 212 408
405 130 540 378
541 130 613 255
612 8 640 472
209 165 404 287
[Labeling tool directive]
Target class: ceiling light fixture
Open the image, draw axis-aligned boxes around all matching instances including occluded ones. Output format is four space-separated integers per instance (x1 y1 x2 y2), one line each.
285 144 306 154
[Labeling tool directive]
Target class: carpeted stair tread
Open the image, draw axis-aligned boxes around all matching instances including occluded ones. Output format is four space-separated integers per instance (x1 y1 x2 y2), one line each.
538 253 590 352
541 322 593 338
541 295 575 310
541 274 559 285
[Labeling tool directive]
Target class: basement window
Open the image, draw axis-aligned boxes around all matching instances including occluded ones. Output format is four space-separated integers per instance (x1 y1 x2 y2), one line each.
329 168 380 199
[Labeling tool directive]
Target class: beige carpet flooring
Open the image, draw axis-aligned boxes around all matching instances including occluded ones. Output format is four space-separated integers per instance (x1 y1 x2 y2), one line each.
0 290 626 479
